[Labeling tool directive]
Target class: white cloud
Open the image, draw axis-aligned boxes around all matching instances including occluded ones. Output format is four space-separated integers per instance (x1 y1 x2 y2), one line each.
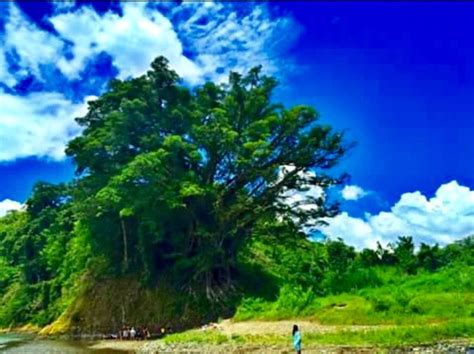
319 181 474 249
0 90 92 161
174 3 300 83
3 4 64 83
0 3 300 161
51 0 76 13
0 2 298 87
341 184 368 201
0 199 23 217
50 3 202 83
49 2 298 84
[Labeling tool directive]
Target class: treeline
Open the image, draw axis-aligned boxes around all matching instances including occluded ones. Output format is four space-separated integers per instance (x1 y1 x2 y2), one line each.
0 197 472 327
0 183 90 327
235 235 473 324
243 232 473 298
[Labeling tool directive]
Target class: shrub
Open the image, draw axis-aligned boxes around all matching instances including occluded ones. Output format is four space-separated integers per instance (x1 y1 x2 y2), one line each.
371 295 396 312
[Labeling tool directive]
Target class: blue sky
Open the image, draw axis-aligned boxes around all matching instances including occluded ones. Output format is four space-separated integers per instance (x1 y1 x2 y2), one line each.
0 1 473 248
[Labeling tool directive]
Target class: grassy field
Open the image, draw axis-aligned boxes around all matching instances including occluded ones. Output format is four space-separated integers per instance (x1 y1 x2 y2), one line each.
234 265 474 326
155 264 473 348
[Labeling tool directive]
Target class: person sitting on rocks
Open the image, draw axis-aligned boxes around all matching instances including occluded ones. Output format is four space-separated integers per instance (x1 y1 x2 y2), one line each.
136 326 143 340
123 326 130 340
143 326 150 339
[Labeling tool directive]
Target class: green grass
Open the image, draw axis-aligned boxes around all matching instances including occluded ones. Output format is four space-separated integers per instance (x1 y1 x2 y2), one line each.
234 265 474 325
305 320 474 347
163 330 231 345
146 265 474 348
234 290 474 325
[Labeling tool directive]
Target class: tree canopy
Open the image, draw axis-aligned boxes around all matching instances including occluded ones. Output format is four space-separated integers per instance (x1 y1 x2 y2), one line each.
65 56 350 298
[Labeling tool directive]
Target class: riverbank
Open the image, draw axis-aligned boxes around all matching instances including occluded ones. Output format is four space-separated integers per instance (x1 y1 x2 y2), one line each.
1 318 473 352
88 319 473 353
138 341 473 353
89 339 146 352
90 338 473 354
88 340 474 354
0 324 41 334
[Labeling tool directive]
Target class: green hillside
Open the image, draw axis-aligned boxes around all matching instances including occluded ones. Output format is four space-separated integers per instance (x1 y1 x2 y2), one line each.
235 236 474 325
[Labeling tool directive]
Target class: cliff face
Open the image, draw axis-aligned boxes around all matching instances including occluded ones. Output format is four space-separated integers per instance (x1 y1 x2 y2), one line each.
40 278 216 336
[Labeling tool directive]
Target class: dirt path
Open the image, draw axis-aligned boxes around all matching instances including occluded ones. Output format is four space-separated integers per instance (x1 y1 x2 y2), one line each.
216 319 392 336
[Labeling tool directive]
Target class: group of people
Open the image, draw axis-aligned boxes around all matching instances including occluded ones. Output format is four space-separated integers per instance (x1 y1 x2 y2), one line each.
108 323 302 352
118 325 150 340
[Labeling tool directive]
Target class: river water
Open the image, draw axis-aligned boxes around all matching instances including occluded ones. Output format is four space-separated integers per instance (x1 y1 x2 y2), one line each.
0 334 125 353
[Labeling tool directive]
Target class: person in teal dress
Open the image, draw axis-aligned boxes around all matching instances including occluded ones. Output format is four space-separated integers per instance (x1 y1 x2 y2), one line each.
292 324 302 353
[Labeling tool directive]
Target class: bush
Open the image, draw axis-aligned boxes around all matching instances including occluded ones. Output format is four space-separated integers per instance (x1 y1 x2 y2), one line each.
371 295 396 312
393 288 411 309
408 293 474 317
234 285 318 321
0 283 33 326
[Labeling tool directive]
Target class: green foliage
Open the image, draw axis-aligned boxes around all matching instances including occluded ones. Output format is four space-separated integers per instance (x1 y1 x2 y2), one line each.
238 228 326 294
392 236 417 274
163 329 230 345
303 320 474 347
235 285 318 321
64 57 348 297
0 185 91 327
58 56 349 302
234 260 474 326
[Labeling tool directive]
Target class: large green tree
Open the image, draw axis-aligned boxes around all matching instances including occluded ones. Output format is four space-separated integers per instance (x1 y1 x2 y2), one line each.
66 57 350 299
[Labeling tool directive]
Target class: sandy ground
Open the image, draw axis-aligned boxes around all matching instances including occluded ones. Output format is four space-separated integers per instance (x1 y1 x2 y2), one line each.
217 319 393 336
89 339 147 351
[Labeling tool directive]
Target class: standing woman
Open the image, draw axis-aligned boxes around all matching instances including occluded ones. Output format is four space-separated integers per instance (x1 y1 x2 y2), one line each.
292 324 302 354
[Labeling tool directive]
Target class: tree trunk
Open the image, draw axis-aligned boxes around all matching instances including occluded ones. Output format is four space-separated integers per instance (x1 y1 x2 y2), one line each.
121 304 126 326
120 218 128 270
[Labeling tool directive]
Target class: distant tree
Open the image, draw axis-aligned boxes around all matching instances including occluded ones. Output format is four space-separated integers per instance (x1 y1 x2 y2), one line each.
20 183 71 282
393 236 417 274
26 182 68 219
358 248 380 267
376 241 398 266
326 238 356 275
442 235 474 265
0 210 28 270
417 243 443 271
